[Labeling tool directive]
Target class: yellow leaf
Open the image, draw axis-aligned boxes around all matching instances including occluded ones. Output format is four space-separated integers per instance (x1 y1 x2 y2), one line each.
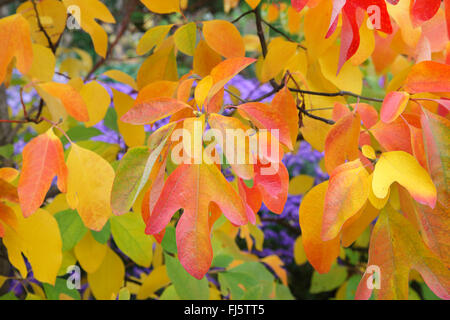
17 0 66 49
66 144 114 231
137 265 171 299
319 44 363 94
193 39 222 77
102 70 137 91
3 207 62 285
293 236 307 265
299 181 340 274
174 22 197 56
136 24 173 56
350 19 375 66
300 108 333 152
74 231 107 273
137 37 178 89
44 193 70 215
81 81 111 127
362 145 376 160
372 151 437 208
63 0 116 58
322 160 370 241
367 173 390 209
261 38 297 83
27 44 55 82
288 175 315 195
140 0 180 14
194 76 213 108
113 89 146 147
88 247 125 300
304 0 337 63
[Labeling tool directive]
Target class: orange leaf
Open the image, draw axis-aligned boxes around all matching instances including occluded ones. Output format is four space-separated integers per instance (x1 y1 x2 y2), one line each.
38 82 89 122
237 102 293 150
324 112 360 174
18 129 67 217
403 61 450 94
356 206 450 300
145 163 248 279
380 91 410 123
322 159 370 241
208 57 256 102
299 181 340 273
202 20 245 58
254 159 289 214
271 86 299 149
121 97 192 125
0 14 33 84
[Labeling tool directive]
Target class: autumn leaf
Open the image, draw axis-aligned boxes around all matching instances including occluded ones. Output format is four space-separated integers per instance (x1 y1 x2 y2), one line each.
372 151 437 208
326 0 392 72
380 91 410 123
299 181 340 274
237 102 293 150
37 82 89 122
253 159 289 214
403 61 450 94
62 0 116 58
140 0 180 14
322 159 370 241
121 97 192 125
111 123 174 215
145 162 248 279
0 14 33 84
356 206 450 300
17 0 66 49
324 112 360 174
3 206 62 285
18 128 67 217
202 20 245 58
66 144 115 231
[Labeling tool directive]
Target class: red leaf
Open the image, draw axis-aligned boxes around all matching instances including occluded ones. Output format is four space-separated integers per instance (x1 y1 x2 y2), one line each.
18 129 67 217
145 163 247 279
410 0 441 27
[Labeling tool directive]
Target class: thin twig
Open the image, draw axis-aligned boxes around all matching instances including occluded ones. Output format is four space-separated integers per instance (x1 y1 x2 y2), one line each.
31 0 56 52
231 9 254 23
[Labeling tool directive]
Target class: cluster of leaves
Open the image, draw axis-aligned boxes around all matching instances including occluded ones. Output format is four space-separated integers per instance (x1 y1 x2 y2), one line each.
0 0 449 300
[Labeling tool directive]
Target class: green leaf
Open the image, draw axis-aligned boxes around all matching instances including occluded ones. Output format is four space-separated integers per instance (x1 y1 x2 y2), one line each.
218 262 275 300
111 124 172 215
164 253 209 300
61 125 102 144
159 285 180 300
111 212 153 267
118 288 131 300
310 263 348 294
54 209 88 251
104 107 119 132
43 278 81 300
275 284 295 300
0 292 18 300
0 144 13 159
91 220 111 244
161 226 177 254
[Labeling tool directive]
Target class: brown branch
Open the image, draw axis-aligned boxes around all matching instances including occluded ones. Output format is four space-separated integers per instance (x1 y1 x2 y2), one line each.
231 9 254 23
